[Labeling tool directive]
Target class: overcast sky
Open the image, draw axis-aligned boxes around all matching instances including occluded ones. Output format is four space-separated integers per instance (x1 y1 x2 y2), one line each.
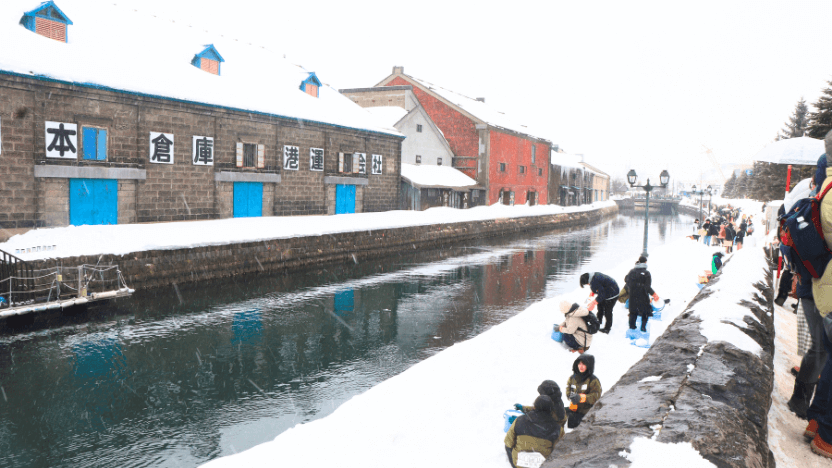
117 0 832 185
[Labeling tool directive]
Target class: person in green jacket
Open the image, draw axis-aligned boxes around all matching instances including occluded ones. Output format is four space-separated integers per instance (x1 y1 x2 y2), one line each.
514 380 567 436
564 354 602 429
712 252 723 274
504 395 561 468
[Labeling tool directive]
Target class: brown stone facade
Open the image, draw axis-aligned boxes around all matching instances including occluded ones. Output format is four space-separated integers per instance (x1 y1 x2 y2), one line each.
0 72 403 229
27 205 618 291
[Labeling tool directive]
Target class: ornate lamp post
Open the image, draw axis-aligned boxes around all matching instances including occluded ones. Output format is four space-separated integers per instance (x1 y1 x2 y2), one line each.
706 185 713 219
628 169 670 257
691 184 704 222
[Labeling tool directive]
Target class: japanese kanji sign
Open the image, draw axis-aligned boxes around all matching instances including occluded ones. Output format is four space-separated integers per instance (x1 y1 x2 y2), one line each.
149 132 174 164
45 121 78 159
192 135 214 165
371 154 383 175
284 145 300 171
310 148 324 171
355 152 366 174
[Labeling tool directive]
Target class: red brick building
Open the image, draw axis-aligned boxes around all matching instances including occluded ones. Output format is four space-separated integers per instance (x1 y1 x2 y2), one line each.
374 67 551 206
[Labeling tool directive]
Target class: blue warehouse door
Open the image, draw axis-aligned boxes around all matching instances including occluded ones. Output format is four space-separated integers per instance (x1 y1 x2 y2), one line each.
233 182 263 218
335 184 356 214
69 179 118 226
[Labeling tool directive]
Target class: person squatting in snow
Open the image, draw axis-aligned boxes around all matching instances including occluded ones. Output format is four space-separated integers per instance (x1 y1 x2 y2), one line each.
557 301 593 353
564 354 602 429
513 380 567 439
504 395 561 468
580 272 619 334
624 256 659 332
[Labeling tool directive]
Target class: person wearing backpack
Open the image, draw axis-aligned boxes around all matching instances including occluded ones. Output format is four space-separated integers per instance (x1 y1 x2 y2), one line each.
504 395 561 468
624 256 658 332
580 272 620 334
557 301 593 353
708 219 720 246
564 354 602 429
724 222 736 253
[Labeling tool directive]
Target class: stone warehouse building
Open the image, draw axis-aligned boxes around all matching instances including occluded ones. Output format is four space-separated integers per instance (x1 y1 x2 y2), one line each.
347 67 551 206
0 1 403 230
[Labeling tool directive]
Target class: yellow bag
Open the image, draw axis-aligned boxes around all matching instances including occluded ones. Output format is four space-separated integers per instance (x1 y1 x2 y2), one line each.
618 285 629 303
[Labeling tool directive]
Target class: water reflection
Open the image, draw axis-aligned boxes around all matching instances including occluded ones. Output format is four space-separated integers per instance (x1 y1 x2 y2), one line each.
0 213 693 468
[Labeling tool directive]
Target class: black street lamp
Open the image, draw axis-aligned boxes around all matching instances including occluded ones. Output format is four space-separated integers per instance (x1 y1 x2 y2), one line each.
628 169 670 257
691 184 714 222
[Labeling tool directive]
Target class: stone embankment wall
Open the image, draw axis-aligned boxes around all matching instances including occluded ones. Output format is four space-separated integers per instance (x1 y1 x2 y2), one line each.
29 205 617 291
546 256 776 467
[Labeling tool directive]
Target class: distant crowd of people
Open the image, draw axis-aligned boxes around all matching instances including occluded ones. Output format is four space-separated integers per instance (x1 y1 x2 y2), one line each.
691 207 754 254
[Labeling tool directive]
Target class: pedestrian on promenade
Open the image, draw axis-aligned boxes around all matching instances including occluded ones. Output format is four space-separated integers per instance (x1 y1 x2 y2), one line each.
702 219 713 246
514 380 567 435
787 263 827 420
724 222 736 254
692 218 701 241
709 219 720 246
564 354 602 429
504 395 561 468
580 272 619 334
806 133 832 458
557 301 593 353
624 256 658 332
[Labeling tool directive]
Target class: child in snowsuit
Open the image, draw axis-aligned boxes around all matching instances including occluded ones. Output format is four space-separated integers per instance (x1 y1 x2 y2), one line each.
504 395 561 468
557 301 593 353
580 272 619 334
564 354 602 429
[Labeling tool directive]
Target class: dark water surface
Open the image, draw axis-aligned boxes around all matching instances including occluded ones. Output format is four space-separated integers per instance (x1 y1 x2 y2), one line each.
0 212 693 468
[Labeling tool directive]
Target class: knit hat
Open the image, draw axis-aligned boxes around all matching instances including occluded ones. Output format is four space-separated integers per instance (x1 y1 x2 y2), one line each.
534 395 555 413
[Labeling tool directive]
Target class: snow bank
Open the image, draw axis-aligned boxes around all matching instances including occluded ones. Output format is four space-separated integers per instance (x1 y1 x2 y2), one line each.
201 235 740 468
0 201 615 261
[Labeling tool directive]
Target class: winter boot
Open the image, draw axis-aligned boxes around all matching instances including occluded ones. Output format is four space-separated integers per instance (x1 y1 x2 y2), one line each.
805 420 819 441
811 433 832 459
787 381 815 420
774 293 787 306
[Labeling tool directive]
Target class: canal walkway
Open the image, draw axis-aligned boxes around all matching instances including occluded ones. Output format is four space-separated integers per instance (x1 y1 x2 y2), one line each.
202 234 771 467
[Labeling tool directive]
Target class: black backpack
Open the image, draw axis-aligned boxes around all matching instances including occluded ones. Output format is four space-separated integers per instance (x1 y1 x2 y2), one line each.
582 313 601 335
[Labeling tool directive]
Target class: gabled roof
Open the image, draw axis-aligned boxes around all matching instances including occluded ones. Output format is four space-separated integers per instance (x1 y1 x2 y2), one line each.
194 44 225 63
22 1 72 25
376 71 550 144
302 72 322 87
401 163 480 190
2 0 400 138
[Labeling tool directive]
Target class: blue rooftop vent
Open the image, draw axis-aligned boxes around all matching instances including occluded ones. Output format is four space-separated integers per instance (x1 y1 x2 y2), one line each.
20 1 73 43
191 44 225 75
300 72 322 98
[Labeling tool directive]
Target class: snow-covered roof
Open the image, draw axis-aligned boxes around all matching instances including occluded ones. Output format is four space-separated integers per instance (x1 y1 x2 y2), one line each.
1 1 401 138
581 162 610 178
365 106 408 130
391 73 550 143
400 163 479 190
550 151 585 171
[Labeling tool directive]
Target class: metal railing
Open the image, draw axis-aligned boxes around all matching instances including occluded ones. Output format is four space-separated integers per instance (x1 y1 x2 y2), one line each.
0 249 35 306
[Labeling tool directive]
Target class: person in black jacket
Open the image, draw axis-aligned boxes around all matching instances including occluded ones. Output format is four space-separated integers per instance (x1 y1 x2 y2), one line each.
702 219 712 245
708 219 721 246
724 222 736 253
504 395 561 468
624 256 658 332
580 272 619 334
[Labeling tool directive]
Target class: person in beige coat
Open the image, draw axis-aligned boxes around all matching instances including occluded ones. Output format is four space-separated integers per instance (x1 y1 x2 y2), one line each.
557 301 592 353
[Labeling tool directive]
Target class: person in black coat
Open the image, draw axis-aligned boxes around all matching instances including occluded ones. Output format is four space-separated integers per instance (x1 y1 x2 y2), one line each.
580 272 619 334
624 256 657 332
708 219 720 246
724 223 736 253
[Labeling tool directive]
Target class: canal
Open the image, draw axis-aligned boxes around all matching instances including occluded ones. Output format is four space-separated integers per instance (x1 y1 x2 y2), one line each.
0 212 693 468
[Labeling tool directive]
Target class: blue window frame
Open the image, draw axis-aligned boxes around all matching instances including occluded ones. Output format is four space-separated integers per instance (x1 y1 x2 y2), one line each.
82 127 107 160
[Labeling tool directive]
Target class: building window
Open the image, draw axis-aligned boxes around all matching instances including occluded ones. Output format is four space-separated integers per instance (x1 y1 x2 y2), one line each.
416 155 421 164
427 188 438 197
243 143 256 167
499 163 506 172
21 2 73 43
538 168 543 176
437 158 442 166
417 124 423 133
304 84 318 98
300 72 322 98
519 165 526 174
339 152 354 174
191 45 225 76
82 127 107 160
531 145 536 164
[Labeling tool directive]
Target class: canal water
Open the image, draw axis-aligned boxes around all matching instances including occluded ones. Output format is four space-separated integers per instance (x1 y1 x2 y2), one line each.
0 212 693 468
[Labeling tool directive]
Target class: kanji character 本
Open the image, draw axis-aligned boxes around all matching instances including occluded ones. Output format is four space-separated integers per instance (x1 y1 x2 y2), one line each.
150 132 174 164
46 122 77 157
193 136 214 165
371 154 383 174
310 148 324 171
284 145 299 170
